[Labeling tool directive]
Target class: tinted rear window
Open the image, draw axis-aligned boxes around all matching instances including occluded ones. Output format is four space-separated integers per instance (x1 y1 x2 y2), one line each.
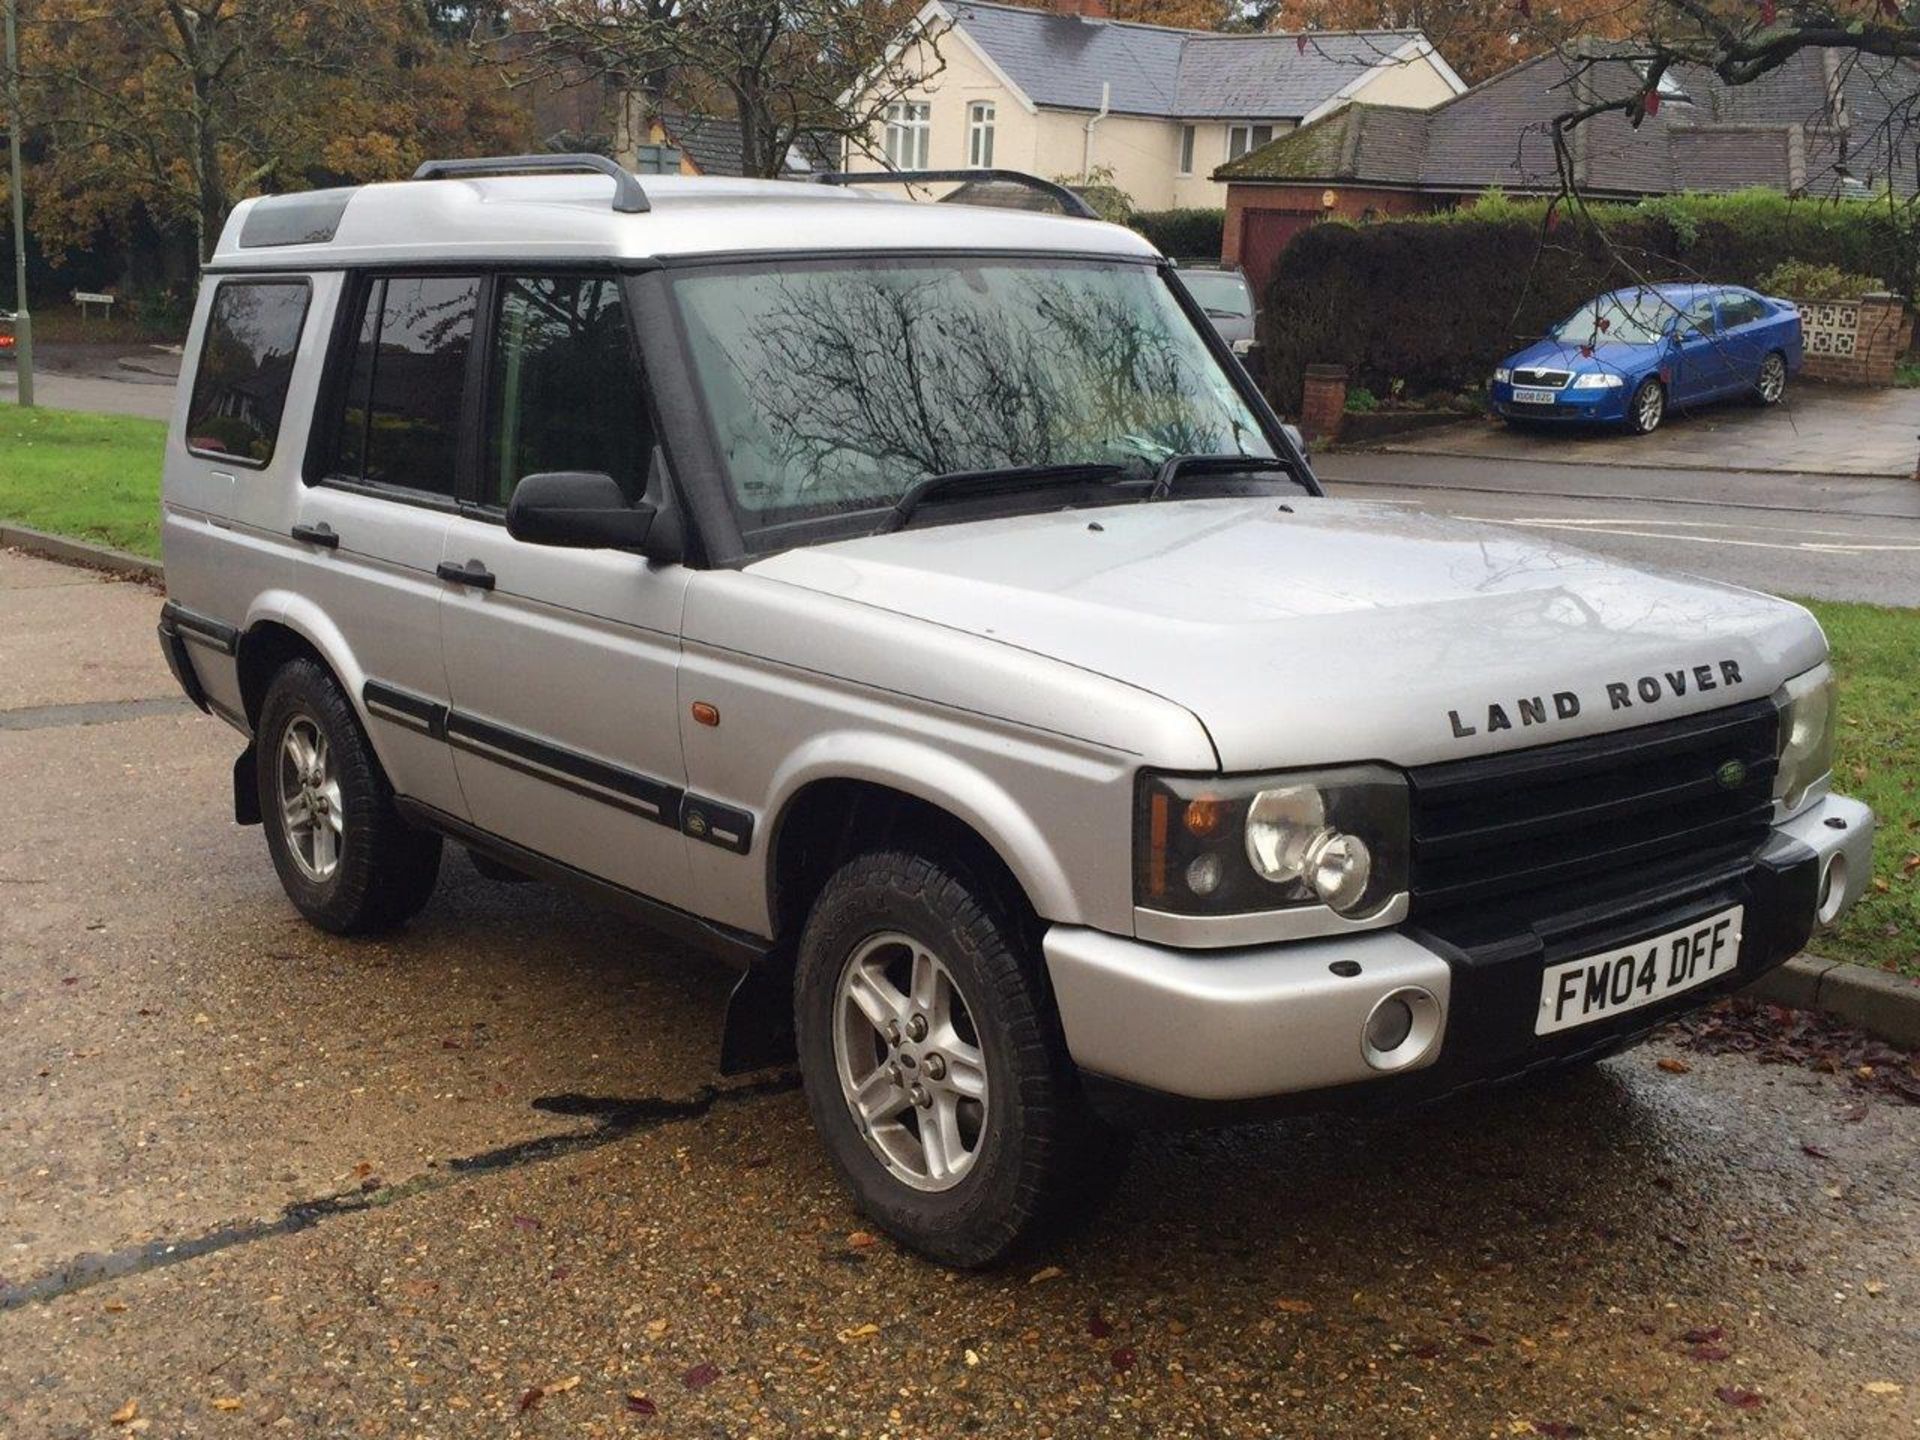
185 281 310 464
330 275 480 497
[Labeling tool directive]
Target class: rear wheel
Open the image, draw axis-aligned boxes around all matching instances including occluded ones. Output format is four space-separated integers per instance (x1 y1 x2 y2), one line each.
1626 377 1665 435
1753 350 1788 406
256 659 441 934
795 848 1128 1267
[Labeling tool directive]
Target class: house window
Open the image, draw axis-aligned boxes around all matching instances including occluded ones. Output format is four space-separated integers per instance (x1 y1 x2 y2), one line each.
1178 124 1196 175
885 100 931 170
1226 123 1275 161
967 101 996 168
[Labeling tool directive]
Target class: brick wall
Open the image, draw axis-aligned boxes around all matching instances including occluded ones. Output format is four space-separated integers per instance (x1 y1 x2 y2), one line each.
1794 293 1914 386
1300 364 1348 444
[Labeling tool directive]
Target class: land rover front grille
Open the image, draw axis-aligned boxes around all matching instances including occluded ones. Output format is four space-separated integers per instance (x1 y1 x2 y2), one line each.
1406 700 1780 924
1512 368 1572 389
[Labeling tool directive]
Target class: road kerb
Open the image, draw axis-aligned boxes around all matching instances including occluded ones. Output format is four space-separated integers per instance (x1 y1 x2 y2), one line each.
1 523 162 585
1746 954 1920 1050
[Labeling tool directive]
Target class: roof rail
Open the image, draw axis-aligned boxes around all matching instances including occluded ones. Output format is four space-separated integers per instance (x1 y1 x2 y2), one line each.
410 154 650 214
811 169 1100 220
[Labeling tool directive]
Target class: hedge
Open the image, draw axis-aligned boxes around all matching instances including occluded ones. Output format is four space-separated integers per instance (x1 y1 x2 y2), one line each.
1260 190 1920 410
1130 208 1225 259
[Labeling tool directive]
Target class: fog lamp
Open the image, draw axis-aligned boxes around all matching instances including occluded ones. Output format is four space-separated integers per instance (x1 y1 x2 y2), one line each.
1365 995 1415 1053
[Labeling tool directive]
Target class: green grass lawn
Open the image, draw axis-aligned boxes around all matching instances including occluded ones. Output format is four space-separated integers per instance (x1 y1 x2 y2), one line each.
1802 599 1920 978
0 406 165 557
0 412 1913 973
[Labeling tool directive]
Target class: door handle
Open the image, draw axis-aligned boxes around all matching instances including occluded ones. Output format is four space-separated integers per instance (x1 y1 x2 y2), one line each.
437 559 497 592
291 522 340 550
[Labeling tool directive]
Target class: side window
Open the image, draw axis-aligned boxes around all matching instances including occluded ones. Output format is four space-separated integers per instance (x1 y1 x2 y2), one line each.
329 274 481 497
1719 292 1765 328
185 280 310 465
1680 296 1719 336
482 275 650 509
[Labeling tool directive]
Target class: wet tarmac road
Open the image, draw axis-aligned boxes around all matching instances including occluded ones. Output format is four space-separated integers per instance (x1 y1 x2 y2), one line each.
3 548 1918 1438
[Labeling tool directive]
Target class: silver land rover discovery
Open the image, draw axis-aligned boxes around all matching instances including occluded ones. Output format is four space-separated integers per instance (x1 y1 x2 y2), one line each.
157 156 1873 1267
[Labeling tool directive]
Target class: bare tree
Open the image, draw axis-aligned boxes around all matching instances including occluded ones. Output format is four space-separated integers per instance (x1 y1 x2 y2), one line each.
502 0 948 177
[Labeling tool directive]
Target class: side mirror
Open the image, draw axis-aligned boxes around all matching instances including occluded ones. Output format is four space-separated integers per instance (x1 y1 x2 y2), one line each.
506 472 656 550
1282 421 1310 459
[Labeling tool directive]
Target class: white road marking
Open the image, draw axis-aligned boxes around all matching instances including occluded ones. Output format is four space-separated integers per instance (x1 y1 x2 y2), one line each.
1464 515 1920 556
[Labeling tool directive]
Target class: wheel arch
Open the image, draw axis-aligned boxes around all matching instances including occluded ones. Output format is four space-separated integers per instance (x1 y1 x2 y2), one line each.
236 594 370 731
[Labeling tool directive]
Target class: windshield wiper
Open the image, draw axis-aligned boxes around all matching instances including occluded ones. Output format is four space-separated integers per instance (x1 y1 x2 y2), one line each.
875 461 1131 534
1146 453 1296 502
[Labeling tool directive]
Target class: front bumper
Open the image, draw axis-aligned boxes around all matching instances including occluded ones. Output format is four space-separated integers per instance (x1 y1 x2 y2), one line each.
1044 792 1872 1123
1491 380 1627 423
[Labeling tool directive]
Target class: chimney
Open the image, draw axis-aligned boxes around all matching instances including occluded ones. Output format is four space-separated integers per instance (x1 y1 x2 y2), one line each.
1052 0 1110 18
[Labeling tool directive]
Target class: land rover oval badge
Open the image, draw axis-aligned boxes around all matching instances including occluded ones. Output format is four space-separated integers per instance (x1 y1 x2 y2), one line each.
1715 759 1748 790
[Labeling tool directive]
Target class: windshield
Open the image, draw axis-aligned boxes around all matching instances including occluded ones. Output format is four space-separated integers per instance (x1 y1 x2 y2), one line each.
1552 291 1672 346
671 257 1276 533
1182 270 1252 317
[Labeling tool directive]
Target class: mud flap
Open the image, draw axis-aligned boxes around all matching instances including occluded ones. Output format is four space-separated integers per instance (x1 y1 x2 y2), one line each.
233 746 261 826
719 953 797 1075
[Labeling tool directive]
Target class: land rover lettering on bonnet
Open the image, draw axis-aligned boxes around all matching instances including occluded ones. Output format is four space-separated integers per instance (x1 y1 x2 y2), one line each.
157 158 1875 1268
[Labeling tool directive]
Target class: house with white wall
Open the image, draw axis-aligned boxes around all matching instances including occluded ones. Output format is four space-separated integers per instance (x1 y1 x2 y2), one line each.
854 0 1465 211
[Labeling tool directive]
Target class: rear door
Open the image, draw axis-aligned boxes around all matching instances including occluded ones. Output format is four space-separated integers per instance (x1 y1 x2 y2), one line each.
437 272 695 909
1670 294 1731 402
294 273 482 820
1714 289 1770 390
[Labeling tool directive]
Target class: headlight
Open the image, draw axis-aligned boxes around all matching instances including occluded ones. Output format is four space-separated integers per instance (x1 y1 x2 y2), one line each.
1493 367 1512 383
1773 663 1835 813
1571 372 1626 388
1134 765 1408 920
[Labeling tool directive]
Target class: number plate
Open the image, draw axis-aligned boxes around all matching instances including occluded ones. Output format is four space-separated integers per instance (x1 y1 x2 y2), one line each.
1512 387 1558 404
1535 906 1743 1035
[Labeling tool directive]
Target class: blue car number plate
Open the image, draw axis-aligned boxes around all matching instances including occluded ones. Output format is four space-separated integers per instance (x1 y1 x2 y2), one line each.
1513 387 1558 405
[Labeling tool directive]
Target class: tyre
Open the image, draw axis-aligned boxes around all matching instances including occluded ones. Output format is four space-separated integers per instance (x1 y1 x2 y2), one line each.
256 658 442 934
1752 350 1788 406
1626 376 1665 435
794 848 1129 1267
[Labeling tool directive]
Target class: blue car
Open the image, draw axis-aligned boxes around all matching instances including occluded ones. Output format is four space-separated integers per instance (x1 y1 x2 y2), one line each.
1491 284 1802 435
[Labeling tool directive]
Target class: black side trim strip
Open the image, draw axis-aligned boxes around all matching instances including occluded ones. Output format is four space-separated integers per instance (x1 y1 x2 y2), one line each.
443 711 682 826
681 795 755 855
361 680 449 741
159 600 240 657
156 615 211 714
392 797 770 971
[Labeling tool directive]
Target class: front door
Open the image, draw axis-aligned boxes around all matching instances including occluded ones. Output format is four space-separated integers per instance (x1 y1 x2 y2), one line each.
437 273 695 910
295 272 481 820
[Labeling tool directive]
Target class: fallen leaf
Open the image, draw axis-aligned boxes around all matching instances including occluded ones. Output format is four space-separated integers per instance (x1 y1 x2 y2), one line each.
546 1375 580 1394
511 1215 542 1231
1657 1057 1691 1075
103 1301 127 1314
964 1348 981 1367
645 1317 669 1337
837 1323 880 1343
1273 1297 1315 1315
211 1397 242 1411
1689 1343 1732 1362
1110 1345 1137 1372
847 1231 877 1249
626 1393 658 1415
682 1362 720 1390
1801 1143 1832 1160
1864 1381 1903 1396
110 1399 139 1425
518 1388 544 1413
1715 1385 1765 1410
1088 1312 1114 1339
1680 1326 1724 1345
1865 1281 1886 1296
1028 1265 1065 1284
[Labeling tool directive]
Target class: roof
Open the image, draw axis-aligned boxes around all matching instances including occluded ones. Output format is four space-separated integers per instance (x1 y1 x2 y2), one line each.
211 173 1159 270
655 109 837 177
942 0 1444 119
1216 44 1920 199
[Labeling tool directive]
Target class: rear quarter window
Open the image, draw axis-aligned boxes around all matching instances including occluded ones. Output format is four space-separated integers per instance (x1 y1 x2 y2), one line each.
185 280 311 466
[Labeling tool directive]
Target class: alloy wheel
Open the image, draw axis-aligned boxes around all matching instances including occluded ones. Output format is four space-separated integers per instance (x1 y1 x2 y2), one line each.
1634 381 1665 433
833 931 990 1192
278 714 344 882
1758 353 1787 403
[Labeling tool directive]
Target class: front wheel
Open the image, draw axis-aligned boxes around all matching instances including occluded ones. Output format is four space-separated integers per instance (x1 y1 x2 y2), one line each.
1626 377 1666 435
794 849 1128 1267
1752 350 1788 406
